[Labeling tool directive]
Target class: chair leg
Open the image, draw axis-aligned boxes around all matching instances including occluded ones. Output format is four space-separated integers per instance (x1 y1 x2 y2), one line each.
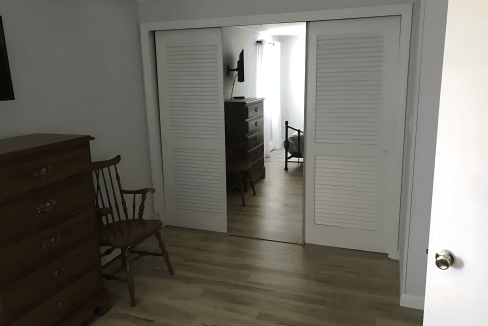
123 248 136 307
237 172 245 207
155 230 174 275
248 169 256 196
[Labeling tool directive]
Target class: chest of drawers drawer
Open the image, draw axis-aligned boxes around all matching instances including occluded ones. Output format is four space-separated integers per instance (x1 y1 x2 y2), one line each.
10 268 102 326
0 209 96 285
249 155 265 176
0 173 94 246
0 133 109 326
0 143 91 201
0 239 100 326
246 117 263 135
247 144 264 162
246 102 263 120
247 130 264 149
225 99 265 192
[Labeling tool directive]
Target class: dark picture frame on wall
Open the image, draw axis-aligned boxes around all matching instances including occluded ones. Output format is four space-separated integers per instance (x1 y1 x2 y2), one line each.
0 16 14 101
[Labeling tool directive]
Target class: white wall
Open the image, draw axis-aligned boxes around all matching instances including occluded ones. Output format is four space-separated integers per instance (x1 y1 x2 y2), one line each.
137 0 435 304
138 0 415 23
222 27 261 99
0 0 152 209
400 0 448 307
399 0 425 300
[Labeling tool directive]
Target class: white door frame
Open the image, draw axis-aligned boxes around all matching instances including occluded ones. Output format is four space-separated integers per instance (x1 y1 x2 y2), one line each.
139 1 444 307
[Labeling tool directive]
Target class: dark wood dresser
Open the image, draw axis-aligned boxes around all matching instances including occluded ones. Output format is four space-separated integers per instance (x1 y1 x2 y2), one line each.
224 98 265 192
0 134 110 326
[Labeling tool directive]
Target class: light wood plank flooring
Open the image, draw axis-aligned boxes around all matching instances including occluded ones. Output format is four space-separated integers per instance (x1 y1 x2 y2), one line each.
85 226 423 326
227 149 303 244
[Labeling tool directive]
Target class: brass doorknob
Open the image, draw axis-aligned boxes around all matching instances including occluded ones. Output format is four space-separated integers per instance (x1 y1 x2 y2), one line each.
435 249 455 270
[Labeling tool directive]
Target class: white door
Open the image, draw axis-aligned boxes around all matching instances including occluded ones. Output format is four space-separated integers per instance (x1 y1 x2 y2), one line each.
304 16 408 257
424 0 488 323
155 28 227 233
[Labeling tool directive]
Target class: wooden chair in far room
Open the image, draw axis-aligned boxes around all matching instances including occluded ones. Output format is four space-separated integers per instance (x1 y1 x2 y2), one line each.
91 155 173 307
226 145 257 207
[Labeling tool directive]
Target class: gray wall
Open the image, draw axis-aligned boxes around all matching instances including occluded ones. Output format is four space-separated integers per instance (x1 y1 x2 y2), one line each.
0 0 153 214
138 0 429 301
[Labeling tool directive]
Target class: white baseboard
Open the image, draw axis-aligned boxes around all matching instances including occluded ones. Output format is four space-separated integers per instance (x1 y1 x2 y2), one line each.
400 294 425 310
388 250 400 260
149 211 161 222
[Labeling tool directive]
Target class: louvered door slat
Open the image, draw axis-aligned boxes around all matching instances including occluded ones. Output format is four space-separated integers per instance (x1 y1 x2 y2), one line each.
305 16 408 255
315 31 383 147
156 28 227 232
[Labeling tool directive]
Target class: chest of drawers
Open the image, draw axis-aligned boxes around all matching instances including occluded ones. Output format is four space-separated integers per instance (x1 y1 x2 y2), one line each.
0 133 110 326
224 98 265 192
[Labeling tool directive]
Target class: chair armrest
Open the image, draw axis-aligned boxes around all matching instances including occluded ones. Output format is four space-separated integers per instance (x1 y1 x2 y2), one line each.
120 188 156 195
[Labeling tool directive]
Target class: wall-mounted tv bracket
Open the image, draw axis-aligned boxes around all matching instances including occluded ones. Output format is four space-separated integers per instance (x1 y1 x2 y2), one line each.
226 65 238 76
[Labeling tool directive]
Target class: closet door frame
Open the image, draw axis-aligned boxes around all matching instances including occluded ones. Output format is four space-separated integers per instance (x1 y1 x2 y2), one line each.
140 1 453 310
140 5 413 244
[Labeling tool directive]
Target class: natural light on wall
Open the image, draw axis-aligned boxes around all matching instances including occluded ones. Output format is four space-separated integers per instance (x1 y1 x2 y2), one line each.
256 23 306 157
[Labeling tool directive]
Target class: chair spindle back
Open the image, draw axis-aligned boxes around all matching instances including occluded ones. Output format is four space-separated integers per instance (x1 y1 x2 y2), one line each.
92 155 146 224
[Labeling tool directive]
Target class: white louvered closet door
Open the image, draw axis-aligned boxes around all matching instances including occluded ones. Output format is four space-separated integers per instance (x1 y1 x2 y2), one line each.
304 16 406 257
155 28 226 232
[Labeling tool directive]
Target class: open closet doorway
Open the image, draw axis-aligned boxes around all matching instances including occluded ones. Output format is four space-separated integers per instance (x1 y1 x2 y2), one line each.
223 23 306 244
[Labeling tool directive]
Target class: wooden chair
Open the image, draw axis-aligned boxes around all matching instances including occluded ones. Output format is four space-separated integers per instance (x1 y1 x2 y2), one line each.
91 155 173 307
227 160 256 207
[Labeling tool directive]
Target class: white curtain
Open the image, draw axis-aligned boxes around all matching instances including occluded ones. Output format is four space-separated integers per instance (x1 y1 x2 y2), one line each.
256 40 281 158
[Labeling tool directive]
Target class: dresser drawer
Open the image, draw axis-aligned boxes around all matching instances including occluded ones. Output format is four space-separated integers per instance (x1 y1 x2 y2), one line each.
0 209 96 285
252 166 266 184
249 155 264 176
247 130 264 149
0 239 99 326
0 173 94 246
0 143 91 201
9 268 102 326
247 144 264 162
246 117 263 135
246 102 263 119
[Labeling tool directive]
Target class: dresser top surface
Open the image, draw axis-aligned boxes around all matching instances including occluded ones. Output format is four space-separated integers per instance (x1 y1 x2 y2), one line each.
225 97 264 104
0 133 94 157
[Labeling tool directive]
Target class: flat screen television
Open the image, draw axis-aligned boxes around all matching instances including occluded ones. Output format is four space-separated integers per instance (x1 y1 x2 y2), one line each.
226 49 244 82
0 16 14 101
236 49 244 82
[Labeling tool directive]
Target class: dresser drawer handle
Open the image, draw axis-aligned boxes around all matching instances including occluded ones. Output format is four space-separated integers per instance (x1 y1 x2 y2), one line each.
255 121 259 126
52 298 68 314
53 268 64 278
37 200 57 213
33 166 53 178
42 235 61 249
254 107 258 112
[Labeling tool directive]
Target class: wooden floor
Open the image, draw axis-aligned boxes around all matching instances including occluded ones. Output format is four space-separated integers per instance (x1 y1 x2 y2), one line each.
85 226 423 326
227 149 303 244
